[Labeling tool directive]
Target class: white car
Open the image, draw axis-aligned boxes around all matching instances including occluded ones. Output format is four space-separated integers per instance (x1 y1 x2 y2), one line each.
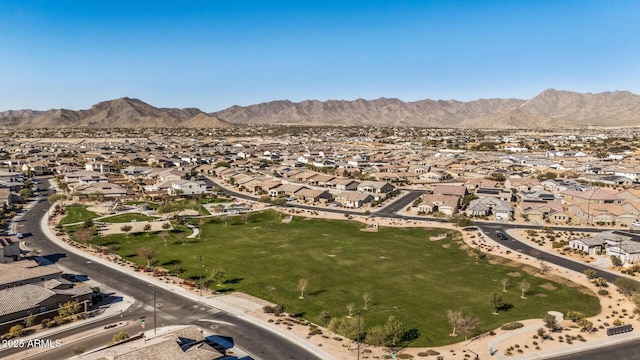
16 233 24 239
633 220 640 227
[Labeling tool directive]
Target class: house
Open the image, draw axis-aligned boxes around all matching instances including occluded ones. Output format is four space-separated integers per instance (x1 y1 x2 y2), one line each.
0 237 20 263
475 187 512 202
168 179 208 196
335 191 375 208
518 200 566 224
467 197 513 222
567 203 632 225
505 177 542 191
331 178 360 191
418 194 460 216
269 184 307 198
568 236 606 256
356 181 395 195
294 188 333 203
71 325 224 360
561 188 623 205
433 183 467 197
0 260 63 288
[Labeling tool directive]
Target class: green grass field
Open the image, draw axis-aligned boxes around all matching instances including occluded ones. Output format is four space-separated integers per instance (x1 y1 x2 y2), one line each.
99 213 159 223
91 210 599 347
60 205 99 225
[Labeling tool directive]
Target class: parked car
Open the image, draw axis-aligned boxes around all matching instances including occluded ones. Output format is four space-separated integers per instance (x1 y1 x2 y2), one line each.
632 220 640 227
16 233 23 239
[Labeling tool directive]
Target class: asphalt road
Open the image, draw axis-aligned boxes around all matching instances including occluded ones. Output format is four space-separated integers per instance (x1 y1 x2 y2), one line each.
13 179 322 360
476 223 620 283
547 340 640 360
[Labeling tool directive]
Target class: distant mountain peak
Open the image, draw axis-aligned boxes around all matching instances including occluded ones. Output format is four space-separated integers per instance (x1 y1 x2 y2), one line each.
1 89 638 128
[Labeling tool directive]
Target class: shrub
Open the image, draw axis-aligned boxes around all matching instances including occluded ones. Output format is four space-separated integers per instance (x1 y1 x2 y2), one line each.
501 322 525 330
9 324 24 338
598 289 609 296
41 318 54 328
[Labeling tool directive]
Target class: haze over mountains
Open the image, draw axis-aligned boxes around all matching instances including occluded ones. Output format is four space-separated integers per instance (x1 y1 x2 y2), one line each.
1 89 638 129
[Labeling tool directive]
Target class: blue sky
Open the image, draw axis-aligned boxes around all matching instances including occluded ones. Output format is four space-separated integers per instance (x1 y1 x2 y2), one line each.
1 1 638 112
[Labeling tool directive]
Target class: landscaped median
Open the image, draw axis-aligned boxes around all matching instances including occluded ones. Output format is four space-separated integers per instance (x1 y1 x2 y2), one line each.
60 209 599 349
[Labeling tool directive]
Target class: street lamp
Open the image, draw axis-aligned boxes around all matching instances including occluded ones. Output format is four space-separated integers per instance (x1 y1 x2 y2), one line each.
199 255 203 297
357 311 361 360
148 284 156 335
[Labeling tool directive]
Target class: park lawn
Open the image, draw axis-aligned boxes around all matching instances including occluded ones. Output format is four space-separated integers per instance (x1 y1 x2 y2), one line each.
95 210 600 347
100 213 160 223
60 205 99 225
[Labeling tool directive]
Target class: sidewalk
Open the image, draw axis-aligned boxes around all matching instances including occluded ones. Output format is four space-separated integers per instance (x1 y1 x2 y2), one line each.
38 202 338 360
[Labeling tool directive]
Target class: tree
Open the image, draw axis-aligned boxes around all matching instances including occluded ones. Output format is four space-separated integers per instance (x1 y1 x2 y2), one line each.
365 324 388 346
58 300 81 318
501 278 509 292
9 324 24 337
611 255 624 269
462 194 479 207
384 315 405 349
120 224 133 236
47 193 68 206
446 309 463 336
362 292 372 310
449 214 473 227
111 331 130 344
543 313 558 331
458 314 480 341
490 292 503 314
143 223 152 233
614 277 640 297
158 231 169 246
317 310 331 328
24 314 35 327
19 188 34 198
219 215 230 227
518 280 531 299
74 227 93 247
346 303 355 317
328 316 360 341
161 222 172 230
211 268 226 286
578 318 594 332
583 269 597 279
297 278 308 299
137 246 157 269
594 277 608 288
632 293 640 315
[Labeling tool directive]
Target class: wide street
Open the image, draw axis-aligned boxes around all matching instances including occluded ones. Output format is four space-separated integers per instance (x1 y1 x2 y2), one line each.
10 179 323 360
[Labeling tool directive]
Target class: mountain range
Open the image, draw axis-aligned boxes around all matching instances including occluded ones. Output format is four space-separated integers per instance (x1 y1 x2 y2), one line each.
1 89 639 129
